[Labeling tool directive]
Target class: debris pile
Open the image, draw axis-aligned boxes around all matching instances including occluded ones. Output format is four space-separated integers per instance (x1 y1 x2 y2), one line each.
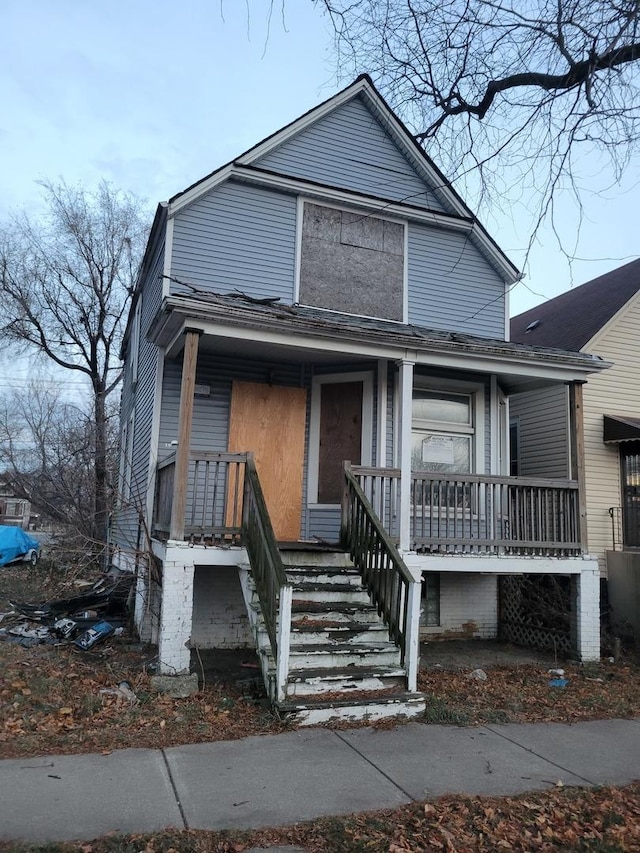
0 572 133 650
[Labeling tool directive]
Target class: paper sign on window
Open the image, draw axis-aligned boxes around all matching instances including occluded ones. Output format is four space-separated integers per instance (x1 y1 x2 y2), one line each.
422 436 455 465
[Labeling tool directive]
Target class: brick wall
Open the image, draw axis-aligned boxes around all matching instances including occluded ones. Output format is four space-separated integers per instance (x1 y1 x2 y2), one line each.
191 566 253 649
422 573 498 639
158 559 195 674
573 564 600 661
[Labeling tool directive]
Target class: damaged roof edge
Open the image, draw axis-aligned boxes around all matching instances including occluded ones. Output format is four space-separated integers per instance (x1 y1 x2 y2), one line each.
148 294 611 377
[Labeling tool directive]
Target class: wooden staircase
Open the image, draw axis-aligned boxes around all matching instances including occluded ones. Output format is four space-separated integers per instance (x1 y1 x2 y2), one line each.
243 549 426 725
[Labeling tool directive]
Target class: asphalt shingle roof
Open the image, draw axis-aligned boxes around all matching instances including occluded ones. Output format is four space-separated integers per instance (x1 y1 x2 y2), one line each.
510 257 640 351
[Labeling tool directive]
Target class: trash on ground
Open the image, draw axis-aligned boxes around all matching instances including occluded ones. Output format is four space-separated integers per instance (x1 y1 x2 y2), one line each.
74 620 115 650
548 668 565 676
8 623 51 640
99 680 138 704
54 618 78 640
468 668 488 681
10 572 133 621
548 677 569 688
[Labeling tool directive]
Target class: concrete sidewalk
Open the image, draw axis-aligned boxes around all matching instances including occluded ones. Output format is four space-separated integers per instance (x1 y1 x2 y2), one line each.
1 718 640 843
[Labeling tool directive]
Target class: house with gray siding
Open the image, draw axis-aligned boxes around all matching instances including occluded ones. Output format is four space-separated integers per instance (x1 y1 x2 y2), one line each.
113 76 609 723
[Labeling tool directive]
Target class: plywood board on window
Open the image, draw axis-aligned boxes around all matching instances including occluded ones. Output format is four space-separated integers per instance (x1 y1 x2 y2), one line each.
228 381 307 541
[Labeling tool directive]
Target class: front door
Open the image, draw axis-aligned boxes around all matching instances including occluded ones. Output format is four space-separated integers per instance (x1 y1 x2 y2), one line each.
318 381 363 503
228 381 307 541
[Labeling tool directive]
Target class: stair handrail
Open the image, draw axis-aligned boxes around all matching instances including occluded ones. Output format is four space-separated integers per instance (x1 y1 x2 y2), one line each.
341 461 421 690
241 454 292 700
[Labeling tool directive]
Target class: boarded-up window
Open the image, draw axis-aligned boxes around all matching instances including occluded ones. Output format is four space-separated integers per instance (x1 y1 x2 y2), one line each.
299 202 404 320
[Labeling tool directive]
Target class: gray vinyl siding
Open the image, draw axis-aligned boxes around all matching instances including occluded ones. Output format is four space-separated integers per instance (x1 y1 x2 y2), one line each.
510 385 569 478
158 355 307 457
112 239 165 552
256 95 446 213
407 223 506 339
170 181 296 301
158 355 379 542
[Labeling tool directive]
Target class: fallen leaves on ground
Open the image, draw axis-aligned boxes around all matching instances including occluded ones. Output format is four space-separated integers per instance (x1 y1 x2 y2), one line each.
2 783 640 852
0 639 286 759
0 564 285 759
418 661 640 726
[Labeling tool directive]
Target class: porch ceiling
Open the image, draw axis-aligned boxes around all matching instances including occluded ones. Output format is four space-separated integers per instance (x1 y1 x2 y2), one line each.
149 294 611 392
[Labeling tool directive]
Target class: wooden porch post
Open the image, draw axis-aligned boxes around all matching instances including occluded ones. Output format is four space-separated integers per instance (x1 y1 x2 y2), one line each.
569 381 587 551
169 328 201 540
398 359 414 552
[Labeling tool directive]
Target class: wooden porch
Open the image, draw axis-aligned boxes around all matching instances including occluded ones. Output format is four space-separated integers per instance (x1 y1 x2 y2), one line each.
153 451 584 557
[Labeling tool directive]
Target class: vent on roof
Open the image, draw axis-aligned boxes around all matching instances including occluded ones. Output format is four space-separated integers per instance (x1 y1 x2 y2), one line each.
525 319 542 333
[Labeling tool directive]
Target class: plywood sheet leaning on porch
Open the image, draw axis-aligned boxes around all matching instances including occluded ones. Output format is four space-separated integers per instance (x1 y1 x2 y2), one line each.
228 381 307 541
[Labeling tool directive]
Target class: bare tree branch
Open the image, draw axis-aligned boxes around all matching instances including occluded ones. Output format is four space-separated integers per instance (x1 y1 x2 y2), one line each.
317 0 640 265
0 180 148 546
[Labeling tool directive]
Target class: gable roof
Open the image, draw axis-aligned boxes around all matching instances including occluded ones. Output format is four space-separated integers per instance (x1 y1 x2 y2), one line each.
510 257 640 351
165 75 519 284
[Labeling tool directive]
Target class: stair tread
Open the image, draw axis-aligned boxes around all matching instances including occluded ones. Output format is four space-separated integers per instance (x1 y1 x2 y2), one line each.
291 601 376 613
291 622 387 632
278 692 424 711
287 664 406 679
287 641 398 654
292 581 365 592
286 565 359 573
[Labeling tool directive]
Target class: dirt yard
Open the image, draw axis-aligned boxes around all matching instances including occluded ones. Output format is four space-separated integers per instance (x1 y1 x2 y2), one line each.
2 561 640 759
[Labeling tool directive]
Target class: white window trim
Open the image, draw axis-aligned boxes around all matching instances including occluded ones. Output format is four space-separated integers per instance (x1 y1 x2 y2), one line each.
307 370 374 506
411 375 486 475
294 197 408 324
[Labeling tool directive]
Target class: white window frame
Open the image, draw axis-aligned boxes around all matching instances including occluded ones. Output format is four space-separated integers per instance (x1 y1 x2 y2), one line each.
409 375 486 476
307 370 374 506
294 197 408 324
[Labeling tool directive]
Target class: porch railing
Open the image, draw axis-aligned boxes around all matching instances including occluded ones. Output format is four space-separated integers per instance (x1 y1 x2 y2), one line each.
341 463 420 689
242 455 292 701
153 451 291 701
353 467 582 556
153 451 246 540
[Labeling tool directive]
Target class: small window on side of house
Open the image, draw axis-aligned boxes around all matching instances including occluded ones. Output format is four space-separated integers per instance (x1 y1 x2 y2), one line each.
421 572 441 627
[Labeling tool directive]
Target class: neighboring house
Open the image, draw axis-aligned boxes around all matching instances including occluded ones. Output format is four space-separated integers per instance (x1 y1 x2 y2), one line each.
0 480 31 529
511 258 640 641
112 76 608 723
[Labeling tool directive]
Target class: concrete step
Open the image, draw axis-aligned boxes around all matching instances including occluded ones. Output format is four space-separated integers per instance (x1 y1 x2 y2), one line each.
286 664 407 697
282 642 402 670
289 621 389 646
279 692 426 726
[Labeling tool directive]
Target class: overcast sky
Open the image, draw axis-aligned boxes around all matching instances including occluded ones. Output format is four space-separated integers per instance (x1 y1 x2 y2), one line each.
1 0 638 384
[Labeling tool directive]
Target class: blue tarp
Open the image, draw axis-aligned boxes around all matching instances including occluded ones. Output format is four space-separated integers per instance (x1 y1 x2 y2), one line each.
0 525 40 567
